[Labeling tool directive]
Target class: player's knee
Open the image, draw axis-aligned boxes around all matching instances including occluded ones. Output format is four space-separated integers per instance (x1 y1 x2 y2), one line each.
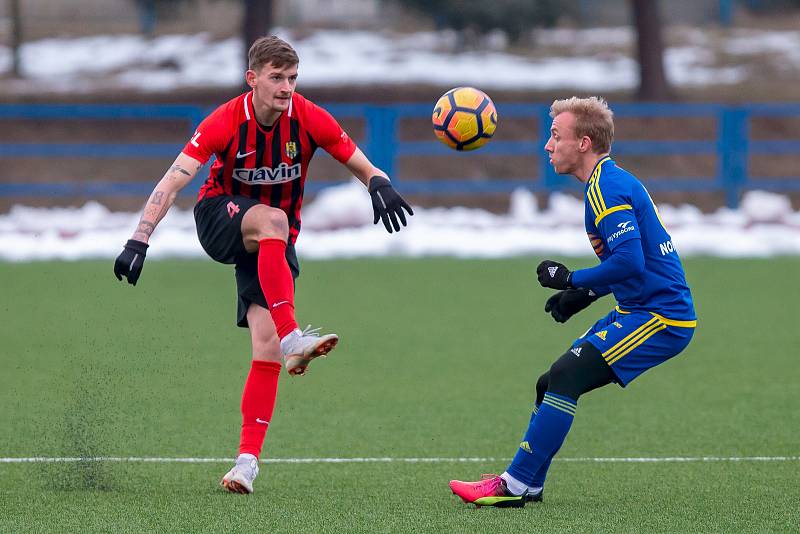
247 205 289 241
547 342 612 400
547 358 576 397
262 208 289 239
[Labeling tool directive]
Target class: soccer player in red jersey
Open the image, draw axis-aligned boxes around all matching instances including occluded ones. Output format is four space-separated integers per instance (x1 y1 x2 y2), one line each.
113 36 413 494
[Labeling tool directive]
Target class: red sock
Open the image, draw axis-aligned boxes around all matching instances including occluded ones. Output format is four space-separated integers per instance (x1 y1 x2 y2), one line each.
239 360 282 457
257 238 299 339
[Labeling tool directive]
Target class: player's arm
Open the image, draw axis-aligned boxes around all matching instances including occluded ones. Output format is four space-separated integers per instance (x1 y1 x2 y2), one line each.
344 148 414 233
113 152 203 285
537 212 645 292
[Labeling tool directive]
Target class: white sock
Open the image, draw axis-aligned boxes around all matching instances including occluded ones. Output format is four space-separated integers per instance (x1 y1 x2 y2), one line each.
500 472 528 496
237 453 257 463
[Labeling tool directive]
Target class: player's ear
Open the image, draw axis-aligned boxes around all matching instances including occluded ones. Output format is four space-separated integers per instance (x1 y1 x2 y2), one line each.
579 136 592 153
245 69 257 89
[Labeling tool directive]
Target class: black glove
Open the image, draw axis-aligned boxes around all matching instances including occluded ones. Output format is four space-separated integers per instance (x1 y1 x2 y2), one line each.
545 288 599 323
536 260 573 290
114 239 149 286
368 176 413 233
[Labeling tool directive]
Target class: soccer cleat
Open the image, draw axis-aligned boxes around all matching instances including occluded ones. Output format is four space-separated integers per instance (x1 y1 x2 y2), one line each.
280 325 339 376
449 474 527 508
220 454 259 494
526 487 544 502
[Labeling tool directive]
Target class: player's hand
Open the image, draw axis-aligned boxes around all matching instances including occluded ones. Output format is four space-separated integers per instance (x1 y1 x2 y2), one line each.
368 176 414 233
545 288 598 323
114 239 149 286
536 260 573 290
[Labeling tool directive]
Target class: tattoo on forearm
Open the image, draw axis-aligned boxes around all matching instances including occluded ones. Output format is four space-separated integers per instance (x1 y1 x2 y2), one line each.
152 191 164 205
136 220 156 236
169 164 191 177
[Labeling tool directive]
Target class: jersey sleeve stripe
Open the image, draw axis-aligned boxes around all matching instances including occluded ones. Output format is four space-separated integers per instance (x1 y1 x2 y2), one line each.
586 177 603 217
593 174 608 212
593 204 633 226
605 323 667 365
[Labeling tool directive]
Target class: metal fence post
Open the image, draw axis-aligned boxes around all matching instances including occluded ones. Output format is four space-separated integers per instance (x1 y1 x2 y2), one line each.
365 106 398 181
718 107 748 208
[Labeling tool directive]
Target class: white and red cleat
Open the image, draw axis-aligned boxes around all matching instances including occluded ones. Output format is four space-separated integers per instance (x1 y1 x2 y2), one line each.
220 454 259 494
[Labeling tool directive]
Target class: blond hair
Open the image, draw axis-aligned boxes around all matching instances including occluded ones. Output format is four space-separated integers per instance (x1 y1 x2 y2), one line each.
550 96 614 154
248 36 299 72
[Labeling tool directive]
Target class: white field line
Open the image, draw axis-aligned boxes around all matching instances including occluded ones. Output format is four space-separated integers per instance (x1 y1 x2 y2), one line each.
0 456 798 464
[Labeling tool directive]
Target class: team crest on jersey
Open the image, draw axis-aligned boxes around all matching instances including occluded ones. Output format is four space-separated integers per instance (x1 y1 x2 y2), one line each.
595 330 608 341
285 141 298 159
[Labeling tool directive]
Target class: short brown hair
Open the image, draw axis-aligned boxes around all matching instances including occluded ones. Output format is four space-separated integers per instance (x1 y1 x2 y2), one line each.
248 36 299 71
550 96 614 154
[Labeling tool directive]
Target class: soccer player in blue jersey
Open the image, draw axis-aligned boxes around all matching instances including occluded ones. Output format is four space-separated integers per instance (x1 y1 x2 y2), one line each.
449 96 697 507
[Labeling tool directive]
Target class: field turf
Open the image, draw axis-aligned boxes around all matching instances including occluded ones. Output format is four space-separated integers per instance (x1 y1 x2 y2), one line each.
1 257 798 532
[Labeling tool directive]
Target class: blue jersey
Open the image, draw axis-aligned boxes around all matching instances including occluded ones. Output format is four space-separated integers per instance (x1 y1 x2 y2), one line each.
574 157 696 323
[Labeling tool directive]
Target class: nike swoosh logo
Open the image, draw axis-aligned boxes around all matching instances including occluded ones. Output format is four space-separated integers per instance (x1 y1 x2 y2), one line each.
256 418 269 425
236 149 256 159
271 300 289 309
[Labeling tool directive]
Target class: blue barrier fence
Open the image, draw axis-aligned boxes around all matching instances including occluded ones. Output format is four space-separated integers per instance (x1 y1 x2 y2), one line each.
2 102 800 208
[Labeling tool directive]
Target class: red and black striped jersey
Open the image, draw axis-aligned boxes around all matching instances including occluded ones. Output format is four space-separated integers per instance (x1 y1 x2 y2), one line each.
182 91 357 244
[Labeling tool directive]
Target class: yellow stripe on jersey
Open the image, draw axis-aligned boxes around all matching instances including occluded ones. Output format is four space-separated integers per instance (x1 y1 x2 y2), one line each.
594 204 634 226
586 157 611 217
586 179 602 218
615 306 630 314
593 174 607 212
602 317 659 360
606 323 667 365
650 312 697 328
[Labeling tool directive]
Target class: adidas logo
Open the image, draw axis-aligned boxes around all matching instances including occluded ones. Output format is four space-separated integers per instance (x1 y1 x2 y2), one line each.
596 330 608 341
570 346 582 357
519 441 532 453
548 266 558 278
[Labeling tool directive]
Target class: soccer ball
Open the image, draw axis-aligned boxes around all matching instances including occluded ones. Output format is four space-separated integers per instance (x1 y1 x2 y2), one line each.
431 87 497 151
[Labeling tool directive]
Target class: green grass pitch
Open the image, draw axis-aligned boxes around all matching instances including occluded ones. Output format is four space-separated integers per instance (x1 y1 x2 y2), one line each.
1 257 799 532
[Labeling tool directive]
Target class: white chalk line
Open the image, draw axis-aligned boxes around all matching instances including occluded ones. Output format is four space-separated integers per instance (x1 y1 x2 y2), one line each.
0 456 797 464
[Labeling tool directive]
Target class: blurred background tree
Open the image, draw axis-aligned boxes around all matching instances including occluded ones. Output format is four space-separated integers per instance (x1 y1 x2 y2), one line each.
630 0 673 100
395 0 570 44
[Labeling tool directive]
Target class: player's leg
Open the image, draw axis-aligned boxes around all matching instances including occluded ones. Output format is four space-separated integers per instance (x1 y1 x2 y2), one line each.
504 342 614 499
221 304 282 494
450 343 614 507
241 204 338 374
240 204 297 337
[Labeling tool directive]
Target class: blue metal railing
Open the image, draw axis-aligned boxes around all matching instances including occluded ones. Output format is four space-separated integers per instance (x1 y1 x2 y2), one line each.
2 102 800 208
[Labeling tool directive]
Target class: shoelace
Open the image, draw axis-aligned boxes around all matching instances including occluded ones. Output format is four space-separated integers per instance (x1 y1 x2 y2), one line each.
476 474 503 493
300 325 322 338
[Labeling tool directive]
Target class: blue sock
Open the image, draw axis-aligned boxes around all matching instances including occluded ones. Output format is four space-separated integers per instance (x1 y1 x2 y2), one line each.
528 402 556 488
523 403 555 488
507 392 577 486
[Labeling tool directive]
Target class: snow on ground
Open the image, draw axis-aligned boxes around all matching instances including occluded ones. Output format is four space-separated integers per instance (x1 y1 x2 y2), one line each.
1 26 796 93
1 185 798 261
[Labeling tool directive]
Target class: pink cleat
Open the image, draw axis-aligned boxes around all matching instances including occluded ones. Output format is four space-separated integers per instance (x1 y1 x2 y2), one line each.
449 474 527 508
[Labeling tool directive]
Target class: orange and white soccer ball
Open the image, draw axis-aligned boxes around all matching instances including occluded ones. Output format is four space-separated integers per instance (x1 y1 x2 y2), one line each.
431 87 497 151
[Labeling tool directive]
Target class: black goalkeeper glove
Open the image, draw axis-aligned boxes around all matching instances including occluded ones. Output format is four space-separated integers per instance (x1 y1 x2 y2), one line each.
368 176 414 233
113 239 149 286
544 288 599 323
536 260 573 290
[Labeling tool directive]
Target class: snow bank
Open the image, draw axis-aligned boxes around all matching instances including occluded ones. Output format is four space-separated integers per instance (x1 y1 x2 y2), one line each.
1 185 798 261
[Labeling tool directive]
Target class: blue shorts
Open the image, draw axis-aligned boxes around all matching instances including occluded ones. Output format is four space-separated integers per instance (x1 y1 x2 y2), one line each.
572 308 695 386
